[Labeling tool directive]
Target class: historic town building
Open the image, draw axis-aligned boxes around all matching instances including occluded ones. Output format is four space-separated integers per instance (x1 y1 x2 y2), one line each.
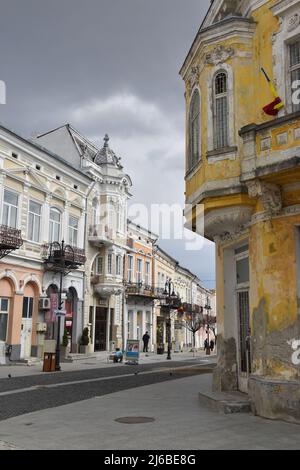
124 222 158 351
36 125 132 353
0 124 89 361
181 0 300 423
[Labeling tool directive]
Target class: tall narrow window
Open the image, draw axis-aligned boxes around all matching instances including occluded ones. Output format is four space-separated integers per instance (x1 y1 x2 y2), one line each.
290 40 300 112
28 200 41 242
128 255 134 282
214 72 229 149
116 255 122 276
22 297 33 319
96 256 103 275
92 198 98 226
3 189 18 228
136 259 143 284
0 298 9 342
107 253 113 275
49 208 61 243
188 90 200 170
69 215 78 246
145 261 151 286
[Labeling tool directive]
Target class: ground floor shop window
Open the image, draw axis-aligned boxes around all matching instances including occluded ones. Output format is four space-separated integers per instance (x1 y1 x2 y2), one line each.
0 298 9 341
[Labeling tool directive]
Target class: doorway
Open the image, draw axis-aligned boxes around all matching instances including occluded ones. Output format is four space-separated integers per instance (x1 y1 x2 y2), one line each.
20 296 33 359
95 307 107 351
235 247 251 393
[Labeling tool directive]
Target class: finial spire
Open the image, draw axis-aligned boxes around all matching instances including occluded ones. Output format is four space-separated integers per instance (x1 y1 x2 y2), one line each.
104 134 109 147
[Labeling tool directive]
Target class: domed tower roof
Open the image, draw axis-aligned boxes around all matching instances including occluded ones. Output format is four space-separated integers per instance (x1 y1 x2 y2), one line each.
94 134 122 168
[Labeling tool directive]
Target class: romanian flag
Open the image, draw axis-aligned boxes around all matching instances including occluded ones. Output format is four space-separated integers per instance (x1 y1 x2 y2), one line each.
261 67 284 116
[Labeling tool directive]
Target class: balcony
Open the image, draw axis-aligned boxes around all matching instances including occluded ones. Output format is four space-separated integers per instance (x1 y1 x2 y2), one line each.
239 110 300 183
0 225 23 259
126 282 159 299
88 224 115 247
42 242 86 272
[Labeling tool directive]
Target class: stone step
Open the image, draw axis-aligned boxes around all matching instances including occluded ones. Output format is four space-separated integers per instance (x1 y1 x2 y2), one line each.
62 354 98 363
198 386 251 414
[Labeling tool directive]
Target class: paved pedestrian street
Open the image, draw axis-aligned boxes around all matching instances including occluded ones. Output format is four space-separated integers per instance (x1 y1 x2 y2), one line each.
0 359 299 450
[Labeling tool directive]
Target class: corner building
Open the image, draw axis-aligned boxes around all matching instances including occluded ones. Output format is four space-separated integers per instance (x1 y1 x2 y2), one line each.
180 0 300 423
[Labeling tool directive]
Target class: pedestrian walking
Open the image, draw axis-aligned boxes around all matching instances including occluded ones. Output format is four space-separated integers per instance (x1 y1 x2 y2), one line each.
142 331 150 353
210 339 215 351
204 338 209 351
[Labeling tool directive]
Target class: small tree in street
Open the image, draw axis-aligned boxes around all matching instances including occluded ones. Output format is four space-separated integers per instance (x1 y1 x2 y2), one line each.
181 306 203 350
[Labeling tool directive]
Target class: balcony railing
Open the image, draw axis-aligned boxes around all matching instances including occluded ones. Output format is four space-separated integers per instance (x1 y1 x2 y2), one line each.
42 242 86 271
0 225 23 259
126 282 162 299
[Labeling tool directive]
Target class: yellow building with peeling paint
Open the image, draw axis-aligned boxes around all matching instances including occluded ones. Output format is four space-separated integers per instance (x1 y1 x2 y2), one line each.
180 0 300 423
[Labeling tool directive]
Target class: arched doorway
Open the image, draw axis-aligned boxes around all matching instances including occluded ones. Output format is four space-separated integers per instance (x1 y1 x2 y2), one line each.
65 287 78 352
46 284 59 340
0 277 14 363
20 283 37 359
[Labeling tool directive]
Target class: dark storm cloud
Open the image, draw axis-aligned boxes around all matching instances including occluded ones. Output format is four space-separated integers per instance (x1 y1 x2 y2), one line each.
0 0 215 286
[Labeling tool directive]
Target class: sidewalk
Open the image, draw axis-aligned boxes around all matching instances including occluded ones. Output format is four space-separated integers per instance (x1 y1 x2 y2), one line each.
0 373 299 450
0 351 216 379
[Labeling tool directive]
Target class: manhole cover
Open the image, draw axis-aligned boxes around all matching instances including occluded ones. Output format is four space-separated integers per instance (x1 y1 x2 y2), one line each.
115 417 155 424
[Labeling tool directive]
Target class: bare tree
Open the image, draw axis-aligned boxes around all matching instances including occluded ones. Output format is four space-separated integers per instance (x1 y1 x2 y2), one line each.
182 307 203 350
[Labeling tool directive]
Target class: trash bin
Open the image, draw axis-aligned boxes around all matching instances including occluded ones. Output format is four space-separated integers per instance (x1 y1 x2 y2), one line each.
43 352 56 372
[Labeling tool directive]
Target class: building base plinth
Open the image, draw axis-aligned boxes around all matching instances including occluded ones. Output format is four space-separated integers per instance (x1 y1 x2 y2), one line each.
249 375 300 425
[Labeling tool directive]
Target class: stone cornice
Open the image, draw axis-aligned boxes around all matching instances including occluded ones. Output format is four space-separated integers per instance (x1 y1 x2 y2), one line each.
180 17 256 79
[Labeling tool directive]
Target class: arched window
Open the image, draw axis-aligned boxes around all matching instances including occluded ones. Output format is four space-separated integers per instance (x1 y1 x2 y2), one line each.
213 72 229 149
188 90 200 170
49 207 61 242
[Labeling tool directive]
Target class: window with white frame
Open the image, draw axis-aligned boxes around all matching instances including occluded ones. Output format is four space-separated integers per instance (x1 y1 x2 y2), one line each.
95 256 103 275
116 255 122 276
188 89 200 170
290 40 300 112
2 189 19 228
28 200 41 242
22 297 33 319
128 255 134 282
213 71 229 149
49 208 61 243
0 298 9 342
145 261 151 286
69 215 79 246
107 253 113 275
136 258 143 284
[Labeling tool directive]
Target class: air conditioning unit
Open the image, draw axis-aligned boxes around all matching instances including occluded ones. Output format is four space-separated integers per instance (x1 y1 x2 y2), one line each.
39 298 51 310
36 322 47 332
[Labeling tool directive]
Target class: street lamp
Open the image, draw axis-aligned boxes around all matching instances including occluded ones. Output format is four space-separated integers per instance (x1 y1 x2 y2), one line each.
204 296 212 356
163 279 180 360
42 240 86 371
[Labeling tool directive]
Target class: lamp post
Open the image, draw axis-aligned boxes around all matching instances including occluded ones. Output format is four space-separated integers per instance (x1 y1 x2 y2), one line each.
204 296 212 356
163 279 180 360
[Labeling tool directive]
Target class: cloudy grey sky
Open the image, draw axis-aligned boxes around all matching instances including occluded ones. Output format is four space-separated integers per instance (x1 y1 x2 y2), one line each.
0 0 215 287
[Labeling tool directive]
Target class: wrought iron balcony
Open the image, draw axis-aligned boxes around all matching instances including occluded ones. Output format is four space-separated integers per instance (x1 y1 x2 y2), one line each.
0 225 23 259
42 242 86 272
126 282 157 298
88 224 114 246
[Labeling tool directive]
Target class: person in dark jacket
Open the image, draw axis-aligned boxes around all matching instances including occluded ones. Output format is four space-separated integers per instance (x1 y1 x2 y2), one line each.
142 332 150 353
210 340 215 351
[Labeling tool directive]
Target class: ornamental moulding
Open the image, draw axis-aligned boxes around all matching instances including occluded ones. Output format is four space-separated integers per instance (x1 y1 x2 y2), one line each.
246 179 282 215
187 66 199 94
287 13 300 32
205 45 235 66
